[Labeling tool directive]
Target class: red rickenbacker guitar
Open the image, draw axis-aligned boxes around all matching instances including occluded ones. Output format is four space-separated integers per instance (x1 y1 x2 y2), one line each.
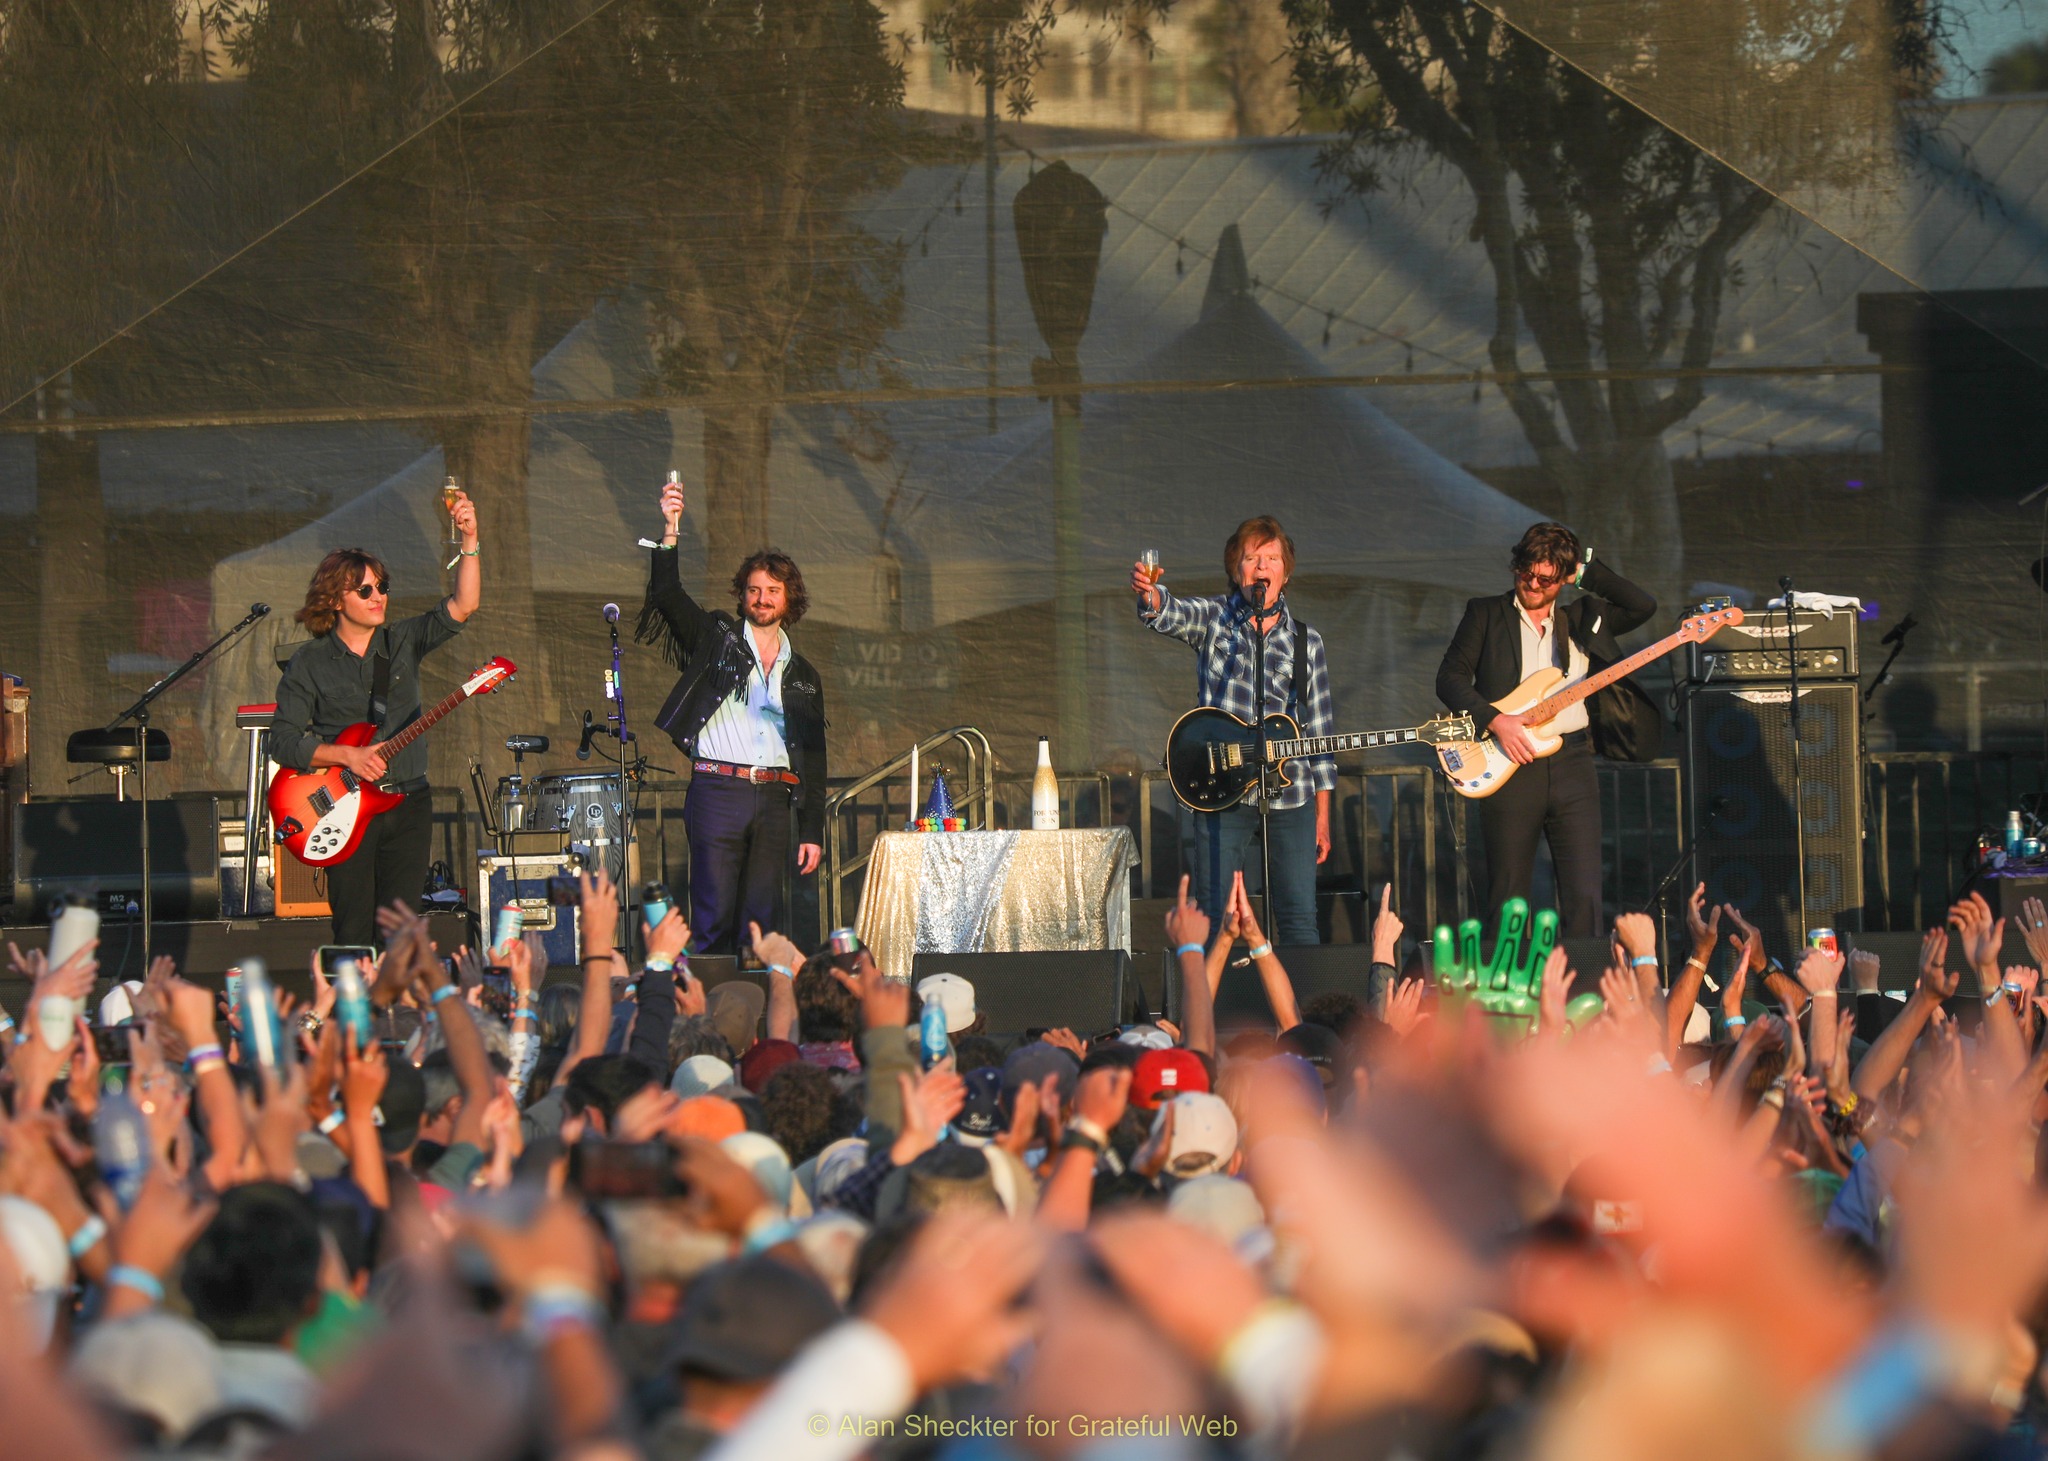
269 656 517 867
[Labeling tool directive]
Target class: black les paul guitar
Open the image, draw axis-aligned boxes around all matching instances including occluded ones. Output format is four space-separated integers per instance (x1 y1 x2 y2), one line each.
1165 706 1476 813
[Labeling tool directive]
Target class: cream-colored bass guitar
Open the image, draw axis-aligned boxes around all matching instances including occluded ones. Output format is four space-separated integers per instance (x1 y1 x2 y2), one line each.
1435 605 1744 798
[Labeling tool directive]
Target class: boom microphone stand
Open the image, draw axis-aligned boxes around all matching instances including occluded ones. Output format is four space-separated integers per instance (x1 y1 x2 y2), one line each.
1779 575 1808 940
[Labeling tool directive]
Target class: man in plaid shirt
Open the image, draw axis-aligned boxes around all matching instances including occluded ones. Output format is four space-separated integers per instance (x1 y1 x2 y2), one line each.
1133 516 1334 945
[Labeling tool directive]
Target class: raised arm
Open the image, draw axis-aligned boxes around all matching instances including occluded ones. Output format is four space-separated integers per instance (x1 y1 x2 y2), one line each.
444 489 480 622
751 923 803 1042
1579 558 1656 636
1665 883 1719 1055
1852 927 1956 1103
1231 873 1299 1032
1167 875 1216 1057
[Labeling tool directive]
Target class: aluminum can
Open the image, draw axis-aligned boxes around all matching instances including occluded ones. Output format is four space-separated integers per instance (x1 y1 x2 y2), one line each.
1806 927 1838 957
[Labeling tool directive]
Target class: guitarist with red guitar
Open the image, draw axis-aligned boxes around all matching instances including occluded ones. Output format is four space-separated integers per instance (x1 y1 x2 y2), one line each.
1435 521 1658 937
270 491 483 942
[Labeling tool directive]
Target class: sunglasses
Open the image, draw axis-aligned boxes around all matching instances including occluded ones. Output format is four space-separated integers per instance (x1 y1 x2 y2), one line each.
1514 567 1564 588
352 580 390 599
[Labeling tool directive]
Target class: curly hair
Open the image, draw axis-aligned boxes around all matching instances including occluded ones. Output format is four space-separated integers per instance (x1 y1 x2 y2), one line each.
794 964 859 1044
760 1061 855 1164
731 549 809 626
296 548 389 638
1511 522 1582 580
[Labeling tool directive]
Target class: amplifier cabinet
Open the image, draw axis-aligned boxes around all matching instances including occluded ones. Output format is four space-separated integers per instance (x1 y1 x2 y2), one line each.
478 851 583 971
1682 681 1863 959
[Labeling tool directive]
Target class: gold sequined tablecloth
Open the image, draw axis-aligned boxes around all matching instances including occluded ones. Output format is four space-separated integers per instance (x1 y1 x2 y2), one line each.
853 829 1138 983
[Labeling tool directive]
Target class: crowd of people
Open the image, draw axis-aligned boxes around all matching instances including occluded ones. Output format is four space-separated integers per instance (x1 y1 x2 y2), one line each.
1 868 2046 1461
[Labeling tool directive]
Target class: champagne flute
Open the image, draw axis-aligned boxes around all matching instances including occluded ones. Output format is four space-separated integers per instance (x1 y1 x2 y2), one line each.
1139 549 1162 586
443 475 464 569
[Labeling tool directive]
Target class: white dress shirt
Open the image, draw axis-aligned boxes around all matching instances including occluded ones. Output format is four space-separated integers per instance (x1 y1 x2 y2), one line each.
1514 601 1590 735
695 624 793 768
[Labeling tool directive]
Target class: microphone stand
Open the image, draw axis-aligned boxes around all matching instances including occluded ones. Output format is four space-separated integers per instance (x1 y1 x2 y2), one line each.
1862 615 1918 710
1248 582 1277 941
105 602 271 972
601 607 640 963
1779 576 1808 942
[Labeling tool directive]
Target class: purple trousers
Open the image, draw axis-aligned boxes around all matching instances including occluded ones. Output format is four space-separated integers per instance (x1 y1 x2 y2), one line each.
685 774 793 955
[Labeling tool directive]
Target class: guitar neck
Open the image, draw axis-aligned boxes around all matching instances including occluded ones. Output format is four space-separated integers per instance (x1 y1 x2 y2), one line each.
1524 628 1687 726
1271 725 1429 760
377 687 468 755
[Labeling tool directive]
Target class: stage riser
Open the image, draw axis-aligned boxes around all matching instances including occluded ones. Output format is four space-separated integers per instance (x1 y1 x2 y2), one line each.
909 950 1137 1038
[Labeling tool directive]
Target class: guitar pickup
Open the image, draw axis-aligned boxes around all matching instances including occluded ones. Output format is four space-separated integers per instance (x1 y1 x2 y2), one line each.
308 786 335 818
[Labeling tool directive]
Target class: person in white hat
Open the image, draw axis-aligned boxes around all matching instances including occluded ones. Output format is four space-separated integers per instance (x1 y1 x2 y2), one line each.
1150 1092 1240 1180
914 973 981 1037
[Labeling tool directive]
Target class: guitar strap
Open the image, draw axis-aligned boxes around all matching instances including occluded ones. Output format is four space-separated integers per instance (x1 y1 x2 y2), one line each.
1288 619 1311 716
369 645 392 731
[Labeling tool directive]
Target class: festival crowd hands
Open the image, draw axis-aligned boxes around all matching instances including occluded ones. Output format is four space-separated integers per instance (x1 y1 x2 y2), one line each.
0 880 2040 1460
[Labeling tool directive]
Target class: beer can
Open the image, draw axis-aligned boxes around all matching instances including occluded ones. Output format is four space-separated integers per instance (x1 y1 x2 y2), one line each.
829 927 861 956
2025 838 2044 859
1806 927 1838 957
493 904 524 953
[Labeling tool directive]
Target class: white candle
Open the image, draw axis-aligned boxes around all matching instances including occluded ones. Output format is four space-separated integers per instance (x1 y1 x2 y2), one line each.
909 742 919 824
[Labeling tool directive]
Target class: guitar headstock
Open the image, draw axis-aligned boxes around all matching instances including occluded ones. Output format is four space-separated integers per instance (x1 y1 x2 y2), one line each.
1676 605 1746 642
1418 713 1477 744
461 656 519 698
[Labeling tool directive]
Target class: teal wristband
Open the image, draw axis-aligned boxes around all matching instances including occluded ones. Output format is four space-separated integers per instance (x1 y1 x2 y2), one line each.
1725 1015 1748 1029
430 983 460 1004
1174 942 1205 959
1247 942 1273 960
107 1265 163 1304
69 1213 108 1258
644 957 676 974
767 963 795 979
1630 954 1658 968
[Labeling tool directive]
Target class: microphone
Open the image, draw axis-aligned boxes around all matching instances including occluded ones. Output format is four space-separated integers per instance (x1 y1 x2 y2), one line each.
575 710 597 762
250 603 271 617
1881 613 1919 647
1778 575 1794 595
602 603 620 624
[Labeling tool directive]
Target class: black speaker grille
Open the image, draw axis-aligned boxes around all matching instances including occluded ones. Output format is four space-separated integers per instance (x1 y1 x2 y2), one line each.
1683 682 1862 957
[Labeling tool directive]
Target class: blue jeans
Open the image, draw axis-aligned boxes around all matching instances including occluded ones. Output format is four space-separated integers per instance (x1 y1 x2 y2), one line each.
1185 799 1320 946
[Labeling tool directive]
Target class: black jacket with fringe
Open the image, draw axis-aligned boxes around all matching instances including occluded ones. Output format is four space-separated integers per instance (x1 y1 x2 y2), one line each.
637 547 828 845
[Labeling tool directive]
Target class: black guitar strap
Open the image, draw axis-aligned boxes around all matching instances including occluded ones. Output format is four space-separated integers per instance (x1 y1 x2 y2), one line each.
369 646 392 731
1288 619 1311 717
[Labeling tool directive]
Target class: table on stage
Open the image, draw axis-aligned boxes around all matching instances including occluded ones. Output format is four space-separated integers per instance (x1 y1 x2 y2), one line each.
854 828 1139 983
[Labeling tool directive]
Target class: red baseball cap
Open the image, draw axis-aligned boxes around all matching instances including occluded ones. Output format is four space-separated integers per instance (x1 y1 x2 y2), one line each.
1131 1048 1210 1109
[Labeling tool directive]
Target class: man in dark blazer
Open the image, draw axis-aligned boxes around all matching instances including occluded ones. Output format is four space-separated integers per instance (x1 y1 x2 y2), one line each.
1435 522 1656 934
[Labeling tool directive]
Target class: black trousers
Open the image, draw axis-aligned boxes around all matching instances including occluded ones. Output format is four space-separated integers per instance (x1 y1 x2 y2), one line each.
685 775 793 956
324 789 434 945
1477 733 1603 936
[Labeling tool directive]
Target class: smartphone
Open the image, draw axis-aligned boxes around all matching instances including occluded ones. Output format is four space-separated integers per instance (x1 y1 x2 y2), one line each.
547 875 580 907
92 1025 137 1063
568 1142 690 1199
483 969 513 999
317 945 377 977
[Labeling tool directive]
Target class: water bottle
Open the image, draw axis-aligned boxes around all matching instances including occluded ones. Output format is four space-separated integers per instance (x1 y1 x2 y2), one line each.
2007 810 2023 855
333 956 373 1051
1031 736 1060 831
642 882 673 930
239 958 287 1075
920 998 953 1071
94 1088 151 1211
39 897 96 1050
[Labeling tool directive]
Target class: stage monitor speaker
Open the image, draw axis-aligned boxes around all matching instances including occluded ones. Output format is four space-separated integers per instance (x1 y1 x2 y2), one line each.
1172 943 1379 1030
1682 681 1863 958
274 851 329 919
12 797 221 921
909 950 1134 1037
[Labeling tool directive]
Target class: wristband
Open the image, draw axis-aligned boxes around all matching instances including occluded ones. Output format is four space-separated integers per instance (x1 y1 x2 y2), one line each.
767 963 795 979
68 1213 108 1258
1724 1015 1747 1030
1684 956 1705 972
430 983 461 1004
512 1008 538 1024
184 1044 225 1072
1174 942 1205 959
1066 1116 1109 1149
741 1216 803 1255
318 1109 347 1135
0 1014 14 1035
1247 942 1273 960
1059 1128 1105 1155
1574 555 1589 585
522 1284 603 1343
643 956 676 974
1630 955 1658 968
460 545 480 557
107 1265 164 1305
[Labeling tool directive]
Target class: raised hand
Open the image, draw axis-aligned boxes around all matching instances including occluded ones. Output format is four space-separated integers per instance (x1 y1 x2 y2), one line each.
2019 896 2048 971
1684 882 1721 964
1848 948 1880 994
578 868 619 959
660 476 687 532
1384 977 1427 1037
1917 925 1959 1002
1071 1065 1132 1135
1613 911 1657 963
1129 558 1163 612
1371 883 1404 966
748 923 805 976
892 1065 969 1167
339 1029 388 1118
1794 946 1845 999
1946 891 2005 988
1164 874 1210 954
1723 903 1765 975
645 907 691 964
1537 947 1573 1038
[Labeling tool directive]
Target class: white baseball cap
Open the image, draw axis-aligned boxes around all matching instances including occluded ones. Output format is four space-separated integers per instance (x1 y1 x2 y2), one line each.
1155 1092 1239 1179
669 1054 735 1099
916 973 977 1034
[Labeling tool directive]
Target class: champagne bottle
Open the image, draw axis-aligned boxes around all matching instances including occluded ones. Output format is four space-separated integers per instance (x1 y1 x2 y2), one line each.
1031 736 1060 831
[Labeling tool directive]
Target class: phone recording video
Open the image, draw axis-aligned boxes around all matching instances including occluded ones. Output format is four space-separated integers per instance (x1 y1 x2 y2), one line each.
568 1142 689 1200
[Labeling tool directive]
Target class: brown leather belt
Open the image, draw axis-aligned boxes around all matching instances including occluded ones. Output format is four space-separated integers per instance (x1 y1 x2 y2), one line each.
694 759 800 787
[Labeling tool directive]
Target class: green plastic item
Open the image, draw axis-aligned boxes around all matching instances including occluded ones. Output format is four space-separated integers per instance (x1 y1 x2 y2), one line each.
1431 898 1605 1036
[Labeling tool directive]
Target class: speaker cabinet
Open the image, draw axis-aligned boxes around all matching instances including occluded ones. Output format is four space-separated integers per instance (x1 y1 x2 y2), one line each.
273 851 330 919
908 950 1134 1038
12 797 221 920
1682 681 1863 958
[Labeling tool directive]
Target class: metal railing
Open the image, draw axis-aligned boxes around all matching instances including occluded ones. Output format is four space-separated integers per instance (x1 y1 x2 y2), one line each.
821 727 995 928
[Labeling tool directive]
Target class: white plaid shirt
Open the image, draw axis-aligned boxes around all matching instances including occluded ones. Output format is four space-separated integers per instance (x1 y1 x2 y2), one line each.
1141 586 1336 810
